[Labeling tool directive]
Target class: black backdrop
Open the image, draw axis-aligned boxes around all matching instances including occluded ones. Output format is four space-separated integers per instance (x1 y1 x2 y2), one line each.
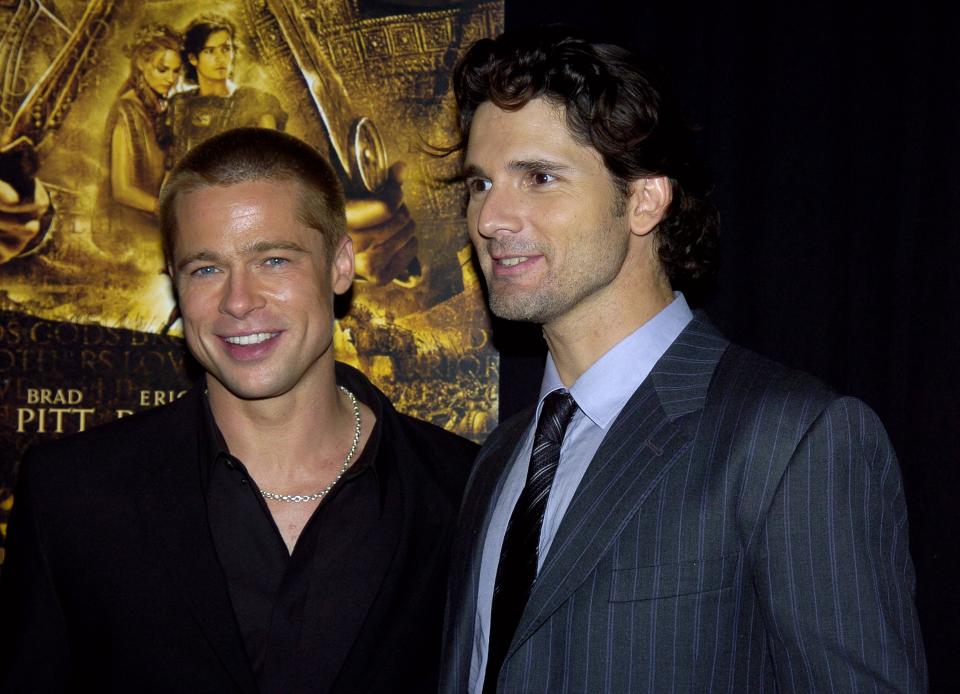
496 1 959 690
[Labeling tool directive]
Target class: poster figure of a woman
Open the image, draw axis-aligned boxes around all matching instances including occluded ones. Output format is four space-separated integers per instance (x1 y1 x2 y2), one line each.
98 22 182 262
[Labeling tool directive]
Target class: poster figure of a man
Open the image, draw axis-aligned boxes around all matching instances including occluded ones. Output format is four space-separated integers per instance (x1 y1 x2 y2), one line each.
168 15 287 164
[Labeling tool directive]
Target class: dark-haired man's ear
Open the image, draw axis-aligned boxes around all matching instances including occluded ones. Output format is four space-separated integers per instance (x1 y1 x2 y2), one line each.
628 175 672 236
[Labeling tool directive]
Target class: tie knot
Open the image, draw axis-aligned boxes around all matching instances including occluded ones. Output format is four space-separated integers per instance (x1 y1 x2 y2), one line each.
537 390 578 444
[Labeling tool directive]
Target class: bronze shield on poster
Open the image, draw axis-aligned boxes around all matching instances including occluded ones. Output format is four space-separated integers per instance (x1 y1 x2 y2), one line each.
0 0 503 559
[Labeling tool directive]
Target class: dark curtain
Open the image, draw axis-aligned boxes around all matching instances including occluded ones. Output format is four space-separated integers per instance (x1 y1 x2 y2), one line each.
497 1 959 689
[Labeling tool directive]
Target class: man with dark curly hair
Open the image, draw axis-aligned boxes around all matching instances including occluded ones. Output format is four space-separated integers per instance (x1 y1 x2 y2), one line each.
441 27 926 694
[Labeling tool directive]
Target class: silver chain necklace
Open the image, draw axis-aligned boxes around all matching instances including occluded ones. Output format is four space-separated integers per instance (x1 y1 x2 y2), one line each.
259 386 362 503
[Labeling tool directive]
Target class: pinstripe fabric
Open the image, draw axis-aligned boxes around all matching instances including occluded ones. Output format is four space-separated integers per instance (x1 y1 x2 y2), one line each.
441 316 926 693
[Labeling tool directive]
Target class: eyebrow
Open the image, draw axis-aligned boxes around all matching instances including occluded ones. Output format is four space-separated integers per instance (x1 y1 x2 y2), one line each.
244 240 309 255
175 240 309 272
458 159 572 181
509 159 572 176
175 250 219 272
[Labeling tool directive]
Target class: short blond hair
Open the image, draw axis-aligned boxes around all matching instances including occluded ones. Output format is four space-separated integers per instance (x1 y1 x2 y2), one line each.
159 127 347 262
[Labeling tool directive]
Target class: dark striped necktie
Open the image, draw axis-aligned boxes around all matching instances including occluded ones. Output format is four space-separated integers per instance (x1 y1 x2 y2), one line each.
483 389 578 693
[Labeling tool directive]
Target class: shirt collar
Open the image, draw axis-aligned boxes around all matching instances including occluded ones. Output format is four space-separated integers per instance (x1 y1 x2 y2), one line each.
200 387 229 467
537 292 694 429
173 79 238 97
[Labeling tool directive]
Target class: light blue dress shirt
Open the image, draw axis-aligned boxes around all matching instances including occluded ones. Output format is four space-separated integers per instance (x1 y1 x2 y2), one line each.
468 293 694 693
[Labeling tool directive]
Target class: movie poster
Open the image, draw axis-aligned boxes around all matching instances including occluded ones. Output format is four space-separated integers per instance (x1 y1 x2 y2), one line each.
0 0 503 560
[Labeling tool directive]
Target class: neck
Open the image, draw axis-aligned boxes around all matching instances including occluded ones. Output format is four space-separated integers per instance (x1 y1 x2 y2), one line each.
132 77 164 114
543 276 674 388
198 75 230 96
206 371 347 477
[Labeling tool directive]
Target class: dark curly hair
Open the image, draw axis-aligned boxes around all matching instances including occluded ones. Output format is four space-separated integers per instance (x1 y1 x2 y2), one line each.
452 26 718 284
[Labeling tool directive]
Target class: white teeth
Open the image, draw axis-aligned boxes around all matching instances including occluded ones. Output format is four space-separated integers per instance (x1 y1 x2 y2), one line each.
500 257 528 267
224 332 278 345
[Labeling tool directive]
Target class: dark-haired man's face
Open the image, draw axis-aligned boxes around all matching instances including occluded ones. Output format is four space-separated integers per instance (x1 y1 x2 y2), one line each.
190 30 234 87
463 98 634 328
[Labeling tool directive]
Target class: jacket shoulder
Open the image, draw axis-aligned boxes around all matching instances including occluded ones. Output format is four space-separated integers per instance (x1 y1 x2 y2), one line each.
335 360 478 485
715 342 836 407
394 413 479 459
18 390 200 482
390 411 479 497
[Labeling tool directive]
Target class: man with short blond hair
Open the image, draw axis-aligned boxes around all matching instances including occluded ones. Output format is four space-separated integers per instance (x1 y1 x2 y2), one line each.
1 127 476 693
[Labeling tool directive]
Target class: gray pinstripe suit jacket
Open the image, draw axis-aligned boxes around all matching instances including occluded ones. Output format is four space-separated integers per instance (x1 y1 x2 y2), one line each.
441 316 926 693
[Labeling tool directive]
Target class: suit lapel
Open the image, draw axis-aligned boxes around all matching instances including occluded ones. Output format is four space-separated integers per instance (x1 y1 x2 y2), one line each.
512 315 729 650
134 389 259 694
452 408 533 597
445 408 532 687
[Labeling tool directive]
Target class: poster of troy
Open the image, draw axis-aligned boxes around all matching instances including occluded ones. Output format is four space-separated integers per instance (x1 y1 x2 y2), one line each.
0 0 503 556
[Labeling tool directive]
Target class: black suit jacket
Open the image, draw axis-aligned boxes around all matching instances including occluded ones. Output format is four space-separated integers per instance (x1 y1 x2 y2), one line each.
441 316 927 693
1 363 477 693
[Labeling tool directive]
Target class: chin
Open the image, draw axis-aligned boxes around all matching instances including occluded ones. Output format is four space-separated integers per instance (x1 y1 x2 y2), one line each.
226 387 285 402
488 292 551 324
489 304 542 324
209 374 288 402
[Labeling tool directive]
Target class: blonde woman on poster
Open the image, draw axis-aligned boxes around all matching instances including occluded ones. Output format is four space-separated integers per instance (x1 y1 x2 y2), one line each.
103 23 182 225
98 23 184 333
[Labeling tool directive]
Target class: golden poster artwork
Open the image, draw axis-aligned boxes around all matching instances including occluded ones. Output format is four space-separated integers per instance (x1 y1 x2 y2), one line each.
0 0 503 554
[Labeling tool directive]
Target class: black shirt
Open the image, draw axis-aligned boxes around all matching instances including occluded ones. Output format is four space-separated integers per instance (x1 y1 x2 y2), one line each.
199 364 473 694
0 362 474 694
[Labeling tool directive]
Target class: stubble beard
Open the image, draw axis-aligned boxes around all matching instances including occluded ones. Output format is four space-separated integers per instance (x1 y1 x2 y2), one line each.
484 229 630 325
486 276 564 323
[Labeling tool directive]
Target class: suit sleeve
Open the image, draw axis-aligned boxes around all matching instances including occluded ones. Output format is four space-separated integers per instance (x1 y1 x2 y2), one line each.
0 452 72 693
752 396 927 693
